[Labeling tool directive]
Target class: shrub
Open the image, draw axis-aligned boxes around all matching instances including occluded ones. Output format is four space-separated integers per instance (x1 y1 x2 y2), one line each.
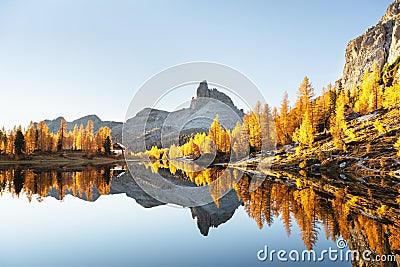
373 119 387 134
299 161 307 169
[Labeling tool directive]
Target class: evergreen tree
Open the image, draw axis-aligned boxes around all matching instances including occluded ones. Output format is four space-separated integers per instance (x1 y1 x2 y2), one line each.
103 136 112 155
14 130 26 155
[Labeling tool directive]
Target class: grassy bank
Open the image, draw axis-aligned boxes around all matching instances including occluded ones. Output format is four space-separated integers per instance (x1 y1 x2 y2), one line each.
0 151 125 167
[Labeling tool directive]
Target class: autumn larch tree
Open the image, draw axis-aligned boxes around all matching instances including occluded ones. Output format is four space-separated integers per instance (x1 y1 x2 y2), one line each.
95 126 112 154
0 129 6 153
331 90 347 151
278 92 291 145
57 119 67 151
72 124 79 150
208 115 221 149
292 109 314 149
37 121 51 152
294 77 315 129
83 120 96 154
356 62 381 114
25 121 36 154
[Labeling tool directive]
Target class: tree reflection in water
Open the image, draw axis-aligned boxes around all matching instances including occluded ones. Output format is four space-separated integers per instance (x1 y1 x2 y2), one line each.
0 162 399 266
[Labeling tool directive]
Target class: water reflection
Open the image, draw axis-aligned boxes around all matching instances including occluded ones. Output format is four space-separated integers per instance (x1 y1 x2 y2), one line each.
0 162 399 266
0 166 116 202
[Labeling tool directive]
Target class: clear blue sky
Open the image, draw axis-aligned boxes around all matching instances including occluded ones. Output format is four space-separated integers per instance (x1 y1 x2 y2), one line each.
0 0 392 129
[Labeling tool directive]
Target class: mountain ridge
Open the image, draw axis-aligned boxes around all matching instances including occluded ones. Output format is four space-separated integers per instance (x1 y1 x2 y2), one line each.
340 0 400 89
37 114 123 143
123 81 245 152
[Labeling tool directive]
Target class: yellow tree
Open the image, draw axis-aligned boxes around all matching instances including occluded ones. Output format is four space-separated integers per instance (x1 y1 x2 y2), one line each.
278 92 291 145
314 86 332 133
331 90 347 150
50 133 58 152
95 126 112 153
64 131 74 150
260 103 275 151
198 136 215 155
244 112 261 152
72 124 79 150
36 121 51 152
292 110 314 148
6 129 16 155
295 77 315 128
146 145 161 160
168 144 182 159
209 115 222 150
356 62 381 114
183 138 200 158
83 120 96 153
368 62 382 111
0 127 6 153
25 121 36 154
75 124 84 150
383 84 400 108
57 119 67 151
231 122 249 161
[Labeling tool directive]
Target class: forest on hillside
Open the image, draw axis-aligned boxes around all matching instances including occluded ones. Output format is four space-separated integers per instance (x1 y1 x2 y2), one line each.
0 119 113 159
1 57 400 163
139 59 400 163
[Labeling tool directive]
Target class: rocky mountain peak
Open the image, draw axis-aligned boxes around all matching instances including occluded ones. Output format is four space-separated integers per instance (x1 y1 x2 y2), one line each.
196 80 210 98
123 81 245 152
379 0 400 23
340 0 400 89
190 81 243 117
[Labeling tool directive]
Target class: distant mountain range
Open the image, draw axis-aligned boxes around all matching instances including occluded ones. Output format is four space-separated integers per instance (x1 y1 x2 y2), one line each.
38 81 242 148
38 114 123 143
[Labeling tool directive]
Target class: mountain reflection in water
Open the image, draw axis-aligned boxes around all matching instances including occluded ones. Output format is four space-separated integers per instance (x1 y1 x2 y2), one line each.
0 162 399 266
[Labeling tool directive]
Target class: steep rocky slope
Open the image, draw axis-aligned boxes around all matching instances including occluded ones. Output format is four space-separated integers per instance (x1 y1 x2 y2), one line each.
123 81 244 152
341 0 400 89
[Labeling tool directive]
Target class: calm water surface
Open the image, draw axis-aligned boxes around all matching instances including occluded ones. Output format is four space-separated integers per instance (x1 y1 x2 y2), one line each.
0 163 398 267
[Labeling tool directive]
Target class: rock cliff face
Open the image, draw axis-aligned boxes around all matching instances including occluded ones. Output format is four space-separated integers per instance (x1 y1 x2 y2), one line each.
190 81 243 116
123 81 244 152
341 0 400 89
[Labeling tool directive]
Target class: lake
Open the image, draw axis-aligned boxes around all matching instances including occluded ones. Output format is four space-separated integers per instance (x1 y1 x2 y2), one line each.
0 163 398 267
